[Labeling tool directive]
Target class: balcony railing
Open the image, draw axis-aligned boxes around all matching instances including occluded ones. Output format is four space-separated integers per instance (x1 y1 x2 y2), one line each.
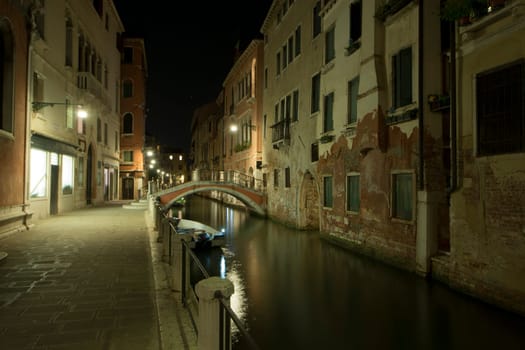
270 118 290 144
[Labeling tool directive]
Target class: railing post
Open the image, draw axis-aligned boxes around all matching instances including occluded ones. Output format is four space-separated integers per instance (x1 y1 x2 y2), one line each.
170 232 193 294
161 215 171 262
195 277 234 350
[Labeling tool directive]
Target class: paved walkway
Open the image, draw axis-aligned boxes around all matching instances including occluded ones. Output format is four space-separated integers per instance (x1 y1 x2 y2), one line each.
0 202 197 350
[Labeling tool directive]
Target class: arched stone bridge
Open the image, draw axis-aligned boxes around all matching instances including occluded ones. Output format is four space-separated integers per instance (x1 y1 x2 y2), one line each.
155 179 267 216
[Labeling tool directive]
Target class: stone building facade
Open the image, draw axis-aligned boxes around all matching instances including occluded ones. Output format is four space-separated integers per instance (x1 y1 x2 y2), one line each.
29 0 124 219
0 0 32 235
261 0 323 229
442 0 525 315
222 40 265 185
119 37 147 200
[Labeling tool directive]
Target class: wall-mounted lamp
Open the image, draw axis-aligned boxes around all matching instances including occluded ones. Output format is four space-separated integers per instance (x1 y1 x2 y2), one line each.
230 123 256 132
32 101 88 118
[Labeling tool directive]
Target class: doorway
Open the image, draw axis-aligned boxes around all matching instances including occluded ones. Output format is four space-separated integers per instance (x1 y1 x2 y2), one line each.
50 153 59 215
122 177 134 200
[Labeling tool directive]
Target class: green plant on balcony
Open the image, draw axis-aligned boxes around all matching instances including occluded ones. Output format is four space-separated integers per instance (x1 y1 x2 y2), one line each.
428 94 451 112
441 0 491 24
62 185 73 195
319 134 335 144
234 142 250 152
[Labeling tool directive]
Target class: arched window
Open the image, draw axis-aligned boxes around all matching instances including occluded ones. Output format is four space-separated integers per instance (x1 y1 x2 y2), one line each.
0 19 14 134
123 113 133 134
123 79 133 98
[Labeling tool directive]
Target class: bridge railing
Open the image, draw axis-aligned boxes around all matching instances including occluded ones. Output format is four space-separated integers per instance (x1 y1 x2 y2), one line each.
191 169 265 193
155 202 260 350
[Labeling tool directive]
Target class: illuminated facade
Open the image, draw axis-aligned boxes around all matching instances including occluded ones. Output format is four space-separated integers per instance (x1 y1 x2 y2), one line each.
222 40 264 183
119 37 148 200
29 0 124 219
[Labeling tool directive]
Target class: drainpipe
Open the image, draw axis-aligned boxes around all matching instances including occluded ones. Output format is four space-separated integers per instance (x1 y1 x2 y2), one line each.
449 20 458 194
418 0 424 191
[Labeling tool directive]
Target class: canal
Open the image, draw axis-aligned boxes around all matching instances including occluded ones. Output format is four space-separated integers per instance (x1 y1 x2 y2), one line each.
181 195 525 350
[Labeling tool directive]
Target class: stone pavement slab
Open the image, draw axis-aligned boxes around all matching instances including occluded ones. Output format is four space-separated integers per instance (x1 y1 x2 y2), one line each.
0 203 197 350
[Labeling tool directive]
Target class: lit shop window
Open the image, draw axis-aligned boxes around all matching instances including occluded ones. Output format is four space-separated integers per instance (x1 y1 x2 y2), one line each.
62 155 74 195
30 148 47 198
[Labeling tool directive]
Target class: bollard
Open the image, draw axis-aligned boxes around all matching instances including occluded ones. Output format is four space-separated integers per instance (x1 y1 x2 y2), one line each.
195 277 234 350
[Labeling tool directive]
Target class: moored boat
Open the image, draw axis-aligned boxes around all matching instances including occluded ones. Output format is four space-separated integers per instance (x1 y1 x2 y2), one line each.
174 218 225 249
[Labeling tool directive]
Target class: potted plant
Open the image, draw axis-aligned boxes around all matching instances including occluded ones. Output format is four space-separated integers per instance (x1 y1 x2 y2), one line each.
441 0 487 24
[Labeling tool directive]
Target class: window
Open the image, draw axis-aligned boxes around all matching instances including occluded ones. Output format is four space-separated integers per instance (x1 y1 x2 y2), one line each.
276 52 281 75
350 1 362 44
123 113 133 134
346 174 360 212
35 0 45 39
311 142 319 162
285 167 291 188
295 26 301 56
122 46 133 64
62 155 73 195
65 18 73 67
123 79 133 98
292 90 299 121
0 20 14 134
477 60 524 156
263 114 267 139
114 131 118 151
311 73 321 113
104 123 108 145
77 116 86 135
123 150 133 162
66 98 74 129
264 67 268 88
274 168 279 187
97 118 101 142
285 95 291 120
288 36 294 63
282 44 288 69
392 47 412 109
392 172 413 220
323 176 333 208
325 26 335 64
78 156 84 186
274 103 279 123
313 1 321 38
348 77 359 124
324 92 334 132
30 148 47 198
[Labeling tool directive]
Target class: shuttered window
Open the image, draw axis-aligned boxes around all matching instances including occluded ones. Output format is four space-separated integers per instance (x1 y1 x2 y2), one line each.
477 60 524 156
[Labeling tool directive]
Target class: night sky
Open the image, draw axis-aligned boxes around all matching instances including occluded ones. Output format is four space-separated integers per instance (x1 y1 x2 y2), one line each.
113 1 274 153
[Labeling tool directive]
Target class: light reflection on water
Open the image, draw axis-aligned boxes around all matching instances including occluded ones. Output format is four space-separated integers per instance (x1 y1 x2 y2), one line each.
182 195 525 350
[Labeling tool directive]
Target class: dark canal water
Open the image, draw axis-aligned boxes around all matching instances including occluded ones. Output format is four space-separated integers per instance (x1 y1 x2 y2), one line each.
181 195 525 350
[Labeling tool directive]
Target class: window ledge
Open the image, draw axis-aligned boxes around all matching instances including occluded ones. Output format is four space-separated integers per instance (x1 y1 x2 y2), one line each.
342 123 357 137
344 40 361 56
0 129 15 141
386 105 418 125
321 60 335 74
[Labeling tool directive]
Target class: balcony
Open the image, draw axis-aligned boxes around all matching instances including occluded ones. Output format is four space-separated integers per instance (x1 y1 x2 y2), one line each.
270 118 290 147
77 72 111 109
